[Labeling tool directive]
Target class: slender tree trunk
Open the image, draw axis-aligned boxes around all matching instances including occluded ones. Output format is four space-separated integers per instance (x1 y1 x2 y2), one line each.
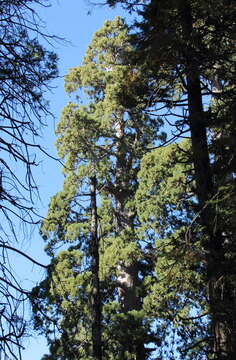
90 175 102 360
179 2 236 358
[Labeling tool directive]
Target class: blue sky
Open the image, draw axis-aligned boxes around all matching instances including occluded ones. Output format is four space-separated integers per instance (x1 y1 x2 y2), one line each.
18 1 127 359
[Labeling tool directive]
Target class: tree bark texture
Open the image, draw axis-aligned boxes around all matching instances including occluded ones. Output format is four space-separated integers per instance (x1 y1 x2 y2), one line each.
90 175 102 360
179 2 236 358
113 119 146 360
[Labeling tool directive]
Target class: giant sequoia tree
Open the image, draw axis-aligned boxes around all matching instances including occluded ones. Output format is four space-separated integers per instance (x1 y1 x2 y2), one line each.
32 14 217 359
33 17 164 360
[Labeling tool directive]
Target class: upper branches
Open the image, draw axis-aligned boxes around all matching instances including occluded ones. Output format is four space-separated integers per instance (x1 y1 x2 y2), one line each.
0 0 58 232
0 0 58 357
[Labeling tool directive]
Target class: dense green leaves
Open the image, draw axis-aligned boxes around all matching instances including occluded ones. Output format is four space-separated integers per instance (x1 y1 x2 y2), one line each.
33 0 236 358
34 17 163 360
137 143 209 359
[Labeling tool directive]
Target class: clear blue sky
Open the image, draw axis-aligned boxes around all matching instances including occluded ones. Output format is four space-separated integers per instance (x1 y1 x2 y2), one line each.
19 1 127 359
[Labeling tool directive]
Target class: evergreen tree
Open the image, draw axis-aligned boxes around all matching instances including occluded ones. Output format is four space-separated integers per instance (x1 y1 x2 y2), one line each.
95 1 236 358
136 141 209 359
32 17 163 360
32 0 236 357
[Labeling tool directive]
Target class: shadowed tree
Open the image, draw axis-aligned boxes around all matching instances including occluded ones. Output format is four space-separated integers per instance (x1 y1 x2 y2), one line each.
94 0 236 358
0 0 58 358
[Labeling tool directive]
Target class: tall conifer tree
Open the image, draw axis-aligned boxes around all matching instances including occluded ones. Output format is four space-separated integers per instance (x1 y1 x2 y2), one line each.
32 17 163 359
97 1 236 357
32 0 236 357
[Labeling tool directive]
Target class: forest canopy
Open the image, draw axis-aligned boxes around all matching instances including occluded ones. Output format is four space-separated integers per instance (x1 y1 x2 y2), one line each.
30 1 236 360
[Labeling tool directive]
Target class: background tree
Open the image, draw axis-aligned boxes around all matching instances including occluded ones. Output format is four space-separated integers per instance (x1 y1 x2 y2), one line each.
136 141 209 359
0 0 58 358
95 0 236 358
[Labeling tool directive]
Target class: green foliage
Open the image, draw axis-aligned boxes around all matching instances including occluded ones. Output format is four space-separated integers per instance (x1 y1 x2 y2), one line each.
32 0 236 358
33 17 163 360
98 1 236 357
136 142 209 359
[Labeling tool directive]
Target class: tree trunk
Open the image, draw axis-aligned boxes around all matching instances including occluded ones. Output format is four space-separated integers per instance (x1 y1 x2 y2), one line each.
179 2 236 358
113 119 146 359
90 175 102 360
